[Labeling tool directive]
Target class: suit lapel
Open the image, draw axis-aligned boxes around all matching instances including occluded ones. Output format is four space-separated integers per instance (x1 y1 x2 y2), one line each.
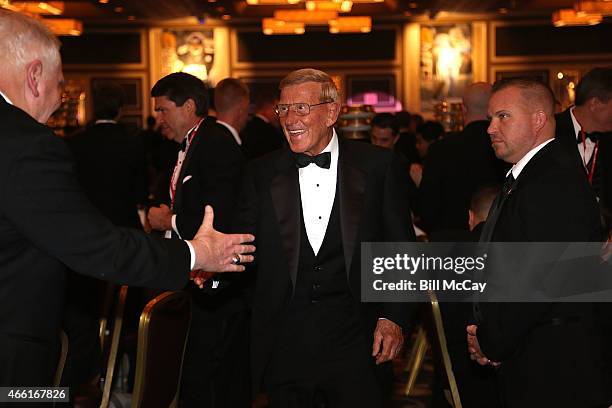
337 140 366 277
270 150 301 290
174 123 204 212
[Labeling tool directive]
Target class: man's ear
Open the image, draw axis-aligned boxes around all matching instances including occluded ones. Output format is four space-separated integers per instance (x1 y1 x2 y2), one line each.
326 101 341 127
26 60 43 98
532 110 547 134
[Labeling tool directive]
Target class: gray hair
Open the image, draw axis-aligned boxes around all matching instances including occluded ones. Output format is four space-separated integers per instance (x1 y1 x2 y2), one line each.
0 10 61 73
279 68 339 103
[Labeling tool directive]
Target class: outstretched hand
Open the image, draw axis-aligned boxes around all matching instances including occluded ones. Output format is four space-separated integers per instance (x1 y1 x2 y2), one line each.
187 205 255 272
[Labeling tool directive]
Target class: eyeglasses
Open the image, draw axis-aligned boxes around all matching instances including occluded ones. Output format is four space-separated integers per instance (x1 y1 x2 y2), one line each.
274 101 333 117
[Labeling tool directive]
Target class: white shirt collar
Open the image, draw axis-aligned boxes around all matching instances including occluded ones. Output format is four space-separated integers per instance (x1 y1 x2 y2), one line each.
216 120 242 146
507 138 554 179
255 113 269 124
569 107 582 140
0 89 13 105
95 119 118 125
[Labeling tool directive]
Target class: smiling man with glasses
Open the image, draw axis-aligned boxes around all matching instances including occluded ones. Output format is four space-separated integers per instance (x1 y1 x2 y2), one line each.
233 68 417 407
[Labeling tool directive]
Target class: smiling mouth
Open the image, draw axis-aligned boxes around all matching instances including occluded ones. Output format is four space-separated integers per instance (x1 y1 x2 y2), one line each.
287 129 307 137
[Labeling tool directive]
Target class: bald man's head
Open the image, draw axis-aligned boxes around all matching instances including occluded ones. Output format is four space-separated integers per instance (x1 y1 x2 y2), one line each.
463 82 491 123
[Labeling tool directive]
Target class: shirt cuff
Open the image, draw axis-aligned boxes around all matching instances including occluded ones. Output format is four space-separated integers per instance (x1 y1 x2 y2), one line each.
171 214 181 238
185 241 196 270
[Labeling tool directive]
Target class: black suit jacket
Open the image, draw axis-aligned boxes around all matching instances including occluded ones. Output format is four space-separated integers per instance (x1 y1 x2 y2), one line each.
235 138 416 391
171 120 244 239
556 108 612 212
67 122 147 229
477 139 605 407
0 97 189 386
420 120 507 233
240 115 284 160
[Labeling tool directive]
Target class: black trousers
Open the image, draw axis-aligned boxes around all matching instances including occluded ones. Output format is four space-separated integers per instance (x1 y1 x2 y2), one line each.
180 307 250 408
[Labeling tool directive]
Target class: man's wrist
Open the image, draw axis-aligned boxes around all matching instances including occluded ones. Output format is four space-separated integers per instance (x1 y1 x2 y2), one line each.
185 241 196 269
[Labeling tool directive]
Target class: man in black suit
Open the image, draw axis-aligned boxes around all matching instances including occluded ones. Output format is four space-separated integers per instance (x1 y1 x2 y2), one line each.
241 88 284 160
147 74 248 407
467 78 606 407
420 82 506 234
555 67 612 212
63 81 148 388
0 10 254 387
68 81 148 229
235 68 416 407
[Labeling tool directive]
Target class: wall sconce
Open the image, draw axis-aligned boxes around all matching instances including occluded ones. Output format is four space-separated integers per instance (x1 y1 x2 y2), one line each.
328 16 371 33
552 8 602 26
11 1 64 15
305 0 353 12
262 18 306 34
575 0 612 16
42 18 82 35
274 9 338 23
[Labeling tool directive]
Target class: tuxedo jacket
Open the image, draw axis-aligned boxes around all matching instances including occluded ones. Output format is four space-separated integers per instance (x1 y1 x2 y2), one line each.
235 138 417 391
477 139 605 407
240 115 284 160
0 97 189 386
171 119 244 239
419 120 507 233
556 108 612 212
67 122 148 229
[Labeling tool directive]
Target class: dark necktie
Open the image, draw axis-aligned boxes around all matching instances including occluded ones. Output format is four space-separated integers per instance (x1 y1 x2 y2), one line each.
501 172 515 197
294 152 331 169
180 138 187 152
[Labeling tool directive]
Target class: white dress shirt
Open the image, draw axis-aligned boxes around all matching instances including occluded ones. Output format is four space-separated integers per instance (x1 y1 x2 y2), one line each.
0 90 13 104
299 130 339 255
507 138 554 179
570 107 595 168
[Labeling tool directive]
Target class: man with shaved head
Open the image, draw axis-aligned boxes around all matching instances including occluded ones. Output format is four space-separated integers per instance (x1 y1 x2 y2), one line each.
420 81 506 234
468 78 605 407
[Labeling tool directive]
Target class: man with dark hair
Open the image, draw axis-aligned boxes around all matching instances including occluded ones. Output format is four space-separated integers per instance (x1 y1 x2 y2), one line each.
393 110 420 164
0 10 254 386
468 78 605 407
555 67 612 211
370 112 400 150
419 82 506 234
241 87 284 160
233 68 416 407
148 73 248 408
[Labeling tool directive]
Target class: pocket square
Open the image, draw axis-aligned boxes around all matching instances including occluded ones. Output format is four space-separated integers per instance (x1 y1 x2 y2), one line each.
182 175 193 184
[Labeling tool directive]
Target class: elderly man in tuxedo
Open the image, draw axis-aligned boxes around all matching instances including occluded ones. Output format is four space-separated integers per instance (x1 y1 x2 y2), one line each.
234 68 416 407
467 78 605 408
0 10 254 386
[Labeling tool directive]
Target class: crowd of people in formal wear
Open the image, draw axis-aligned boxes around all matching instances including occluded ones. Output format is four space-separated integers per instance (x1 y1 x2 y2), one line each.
1 8 612 408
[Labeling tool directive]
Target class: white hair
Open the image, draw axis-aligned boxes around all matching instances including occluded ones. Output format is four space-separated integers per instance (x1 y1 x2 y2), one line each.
0 10 61 74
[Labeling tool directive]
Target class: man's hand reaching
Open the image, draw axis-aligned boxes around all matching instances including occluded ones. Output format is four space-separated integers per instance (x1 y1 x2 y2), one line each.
187 205 255 272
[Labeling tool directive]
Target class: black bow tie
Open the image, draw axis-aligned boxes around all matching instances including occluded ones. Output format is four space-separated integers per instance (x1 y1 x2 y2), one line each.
294 152 331 169
577 131 602 143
